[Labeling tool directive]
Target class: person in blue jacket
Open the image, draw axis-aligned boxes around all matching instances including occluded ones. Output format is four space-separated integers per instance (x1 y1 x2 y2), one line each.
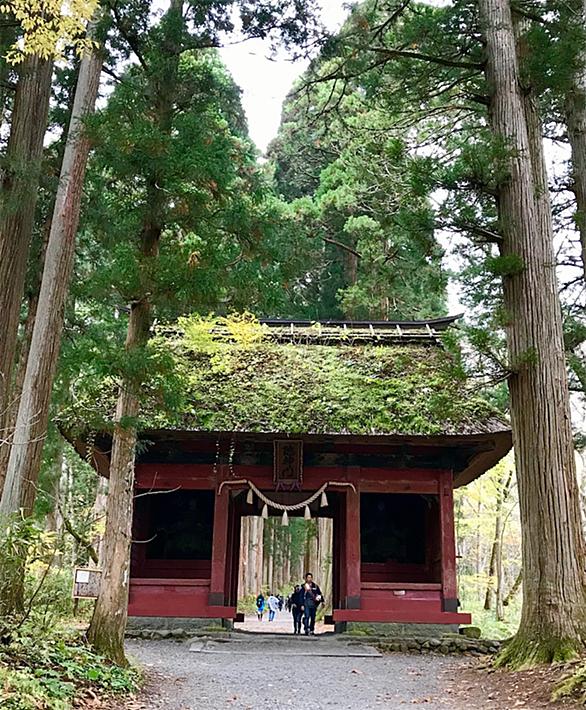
301 572 323 635
255 593 265 621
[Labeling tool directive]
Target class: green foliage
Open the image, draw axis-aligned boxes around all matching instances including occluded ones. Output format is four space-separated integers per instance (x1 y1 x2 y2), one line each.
553 662 586 704
485 255 525 278
268 51 448 320
0 630 139 709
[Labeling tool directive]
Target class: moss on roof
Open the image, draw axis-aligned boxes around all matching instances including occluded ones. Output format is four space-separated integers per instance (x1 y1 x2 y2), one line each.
59 317 506 438
145 338 504 437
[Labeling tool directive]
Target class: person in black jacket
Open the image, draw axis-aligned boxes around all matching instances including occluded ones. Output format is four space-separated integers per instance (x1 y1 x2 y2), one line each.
301 572 323 635
289 584 304 634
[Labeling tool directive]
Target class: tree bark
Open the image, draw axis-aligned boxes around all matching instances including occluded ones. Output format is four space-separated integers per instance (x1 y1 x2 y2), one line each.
0 54 52 457
87 182 163 661
479 0 586 667
0 38 103 522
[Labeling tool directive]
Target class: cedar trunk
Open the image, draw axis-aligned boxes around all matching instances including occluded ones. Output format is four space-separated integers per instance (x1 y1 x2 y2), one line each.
479 0 586 667
0 55 52 456
0 41 102 520
86 331 143 666
87 177 166 667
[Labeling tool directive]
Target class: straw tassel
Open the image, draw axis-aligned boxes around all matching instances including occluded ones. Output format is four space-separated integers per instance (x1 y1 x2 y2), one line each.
304 505 311 520
281 510 289 526
262 504 268 519
246 488 254 505
320 490 328 507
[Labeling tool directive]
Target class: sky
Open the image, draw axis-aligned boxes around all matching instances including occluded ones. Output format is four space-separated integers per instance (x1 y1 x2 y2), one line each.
219 1 350 153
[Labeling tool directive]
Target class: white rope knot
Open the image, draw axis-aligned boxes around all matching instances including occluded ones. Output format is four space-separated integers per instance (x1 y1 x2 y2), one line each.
217 479 357 523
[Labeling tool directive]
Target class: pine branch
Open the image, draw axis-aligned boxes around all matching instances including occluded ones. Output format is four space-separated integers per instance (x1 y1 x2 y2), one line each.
368 46 485 71
321 236 362 259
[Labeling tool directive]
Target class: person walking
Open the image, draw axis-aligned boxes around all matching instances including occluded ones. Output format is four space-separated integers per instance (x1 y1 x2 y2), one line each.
267 592 280 622
301 572 323 635
290 584 304 634
255 593 265 621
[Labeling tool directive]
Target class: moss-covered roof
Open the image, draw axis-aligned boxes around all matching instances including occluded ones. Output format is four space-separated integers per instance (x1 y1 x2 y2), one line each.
144 340 505 438
59 317 508 439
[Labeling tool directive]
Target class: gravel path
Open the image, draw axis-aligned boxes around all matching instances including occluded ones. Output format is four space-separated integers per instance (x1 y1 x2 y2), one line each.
235 610 327 634
126 637 470 709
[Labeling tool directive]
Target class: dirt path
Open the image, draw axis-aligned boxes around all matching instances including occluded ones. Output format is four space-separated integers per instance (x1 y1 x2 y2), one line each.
124 636 468 709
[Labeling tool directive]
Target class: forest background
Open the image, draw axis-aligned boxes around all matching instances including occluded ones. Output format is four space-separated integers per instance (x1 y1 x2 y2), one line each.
0 0 585 706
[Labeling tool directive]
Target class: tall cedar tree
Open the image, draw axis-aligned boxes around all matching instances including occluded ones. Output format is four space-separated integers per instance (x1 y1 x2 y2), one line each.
85 0 320 664
564 0 586 278
479 0 586 665
299 0 586 664
268 80 447 319
0 55 52 485
0 14 104 619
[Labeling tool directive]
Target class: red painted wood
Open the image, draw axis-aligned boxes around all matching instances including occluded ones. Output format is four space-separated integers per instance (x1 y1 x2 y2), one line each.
130 577 209 587
209 488 229 604
135 463 216 489
439 470 458 601
135 463 448 495
332 609 471 624
361 588 441 612
225 504 240 607
359 480 439 494
135 559 212 579
333 494 344 609
345 489 361 606
361 562 432 584
361 582 442 591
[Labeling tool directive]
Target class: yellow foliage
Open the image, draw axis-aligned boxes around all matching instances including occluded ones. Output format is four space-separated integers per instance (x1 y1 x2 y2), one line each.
217 312 267 347
1 0 98 63
178 312 267 352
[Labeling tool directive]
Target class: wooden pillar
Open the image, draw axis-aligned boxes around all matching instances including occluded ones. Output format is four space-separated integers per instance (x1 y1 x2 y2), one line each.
345 489 361 609
439 470 458 612
209 487 229 606
226 507 241 607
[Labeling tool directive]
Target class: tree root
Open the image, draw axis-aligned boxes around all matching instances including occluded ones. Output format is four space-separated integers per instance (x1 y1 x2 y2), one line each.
495 633 582 671
552 662 586 703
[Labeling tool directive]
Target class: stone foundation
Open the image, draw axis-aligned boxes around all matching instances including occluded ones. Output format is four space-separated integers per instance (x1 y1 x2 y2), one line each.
344 622 459 637
375 636 501 655
126 616 231 638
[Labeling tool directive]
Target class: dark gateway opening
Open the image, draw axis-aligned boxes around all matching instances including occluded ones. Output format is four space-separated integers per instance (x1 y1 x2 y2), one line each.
360 493 441 584
132 490 214 579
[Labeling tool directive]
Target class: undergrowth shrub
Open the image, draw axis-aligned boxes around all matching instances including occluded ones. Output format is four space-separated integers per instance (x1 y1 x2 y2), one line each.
0 629 140 709
0 516 139 709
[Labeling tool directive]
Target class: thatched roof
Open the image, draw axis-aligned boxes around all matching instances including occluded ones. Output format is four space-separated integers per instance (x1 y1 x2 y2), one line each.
61 317 512 485
58 316 506 439
149 342 504 438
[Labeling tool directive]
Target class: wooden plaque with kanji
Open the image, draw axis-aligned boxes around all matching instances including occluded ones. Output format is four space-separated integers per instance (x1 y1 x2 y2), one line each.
273 439 303 490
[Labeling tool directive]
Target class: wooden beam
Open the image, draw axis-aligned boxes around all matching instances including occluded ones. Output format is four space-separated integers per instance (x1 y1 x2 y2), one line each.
345 488 361 609
333 609 471 624
209 487 230 606
439 470 458 612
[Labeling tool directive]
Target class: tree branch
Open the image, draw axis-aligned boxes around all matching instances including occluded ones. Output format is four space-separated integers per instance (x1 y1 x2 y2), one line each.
368 46 485 71
321 236 362 259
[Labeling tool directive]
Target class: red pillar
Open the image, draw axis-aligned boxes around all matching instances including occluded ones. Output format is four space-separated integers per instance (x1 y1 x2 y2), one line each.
345 489 361 609
439 470 458 612
209 487 229 606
